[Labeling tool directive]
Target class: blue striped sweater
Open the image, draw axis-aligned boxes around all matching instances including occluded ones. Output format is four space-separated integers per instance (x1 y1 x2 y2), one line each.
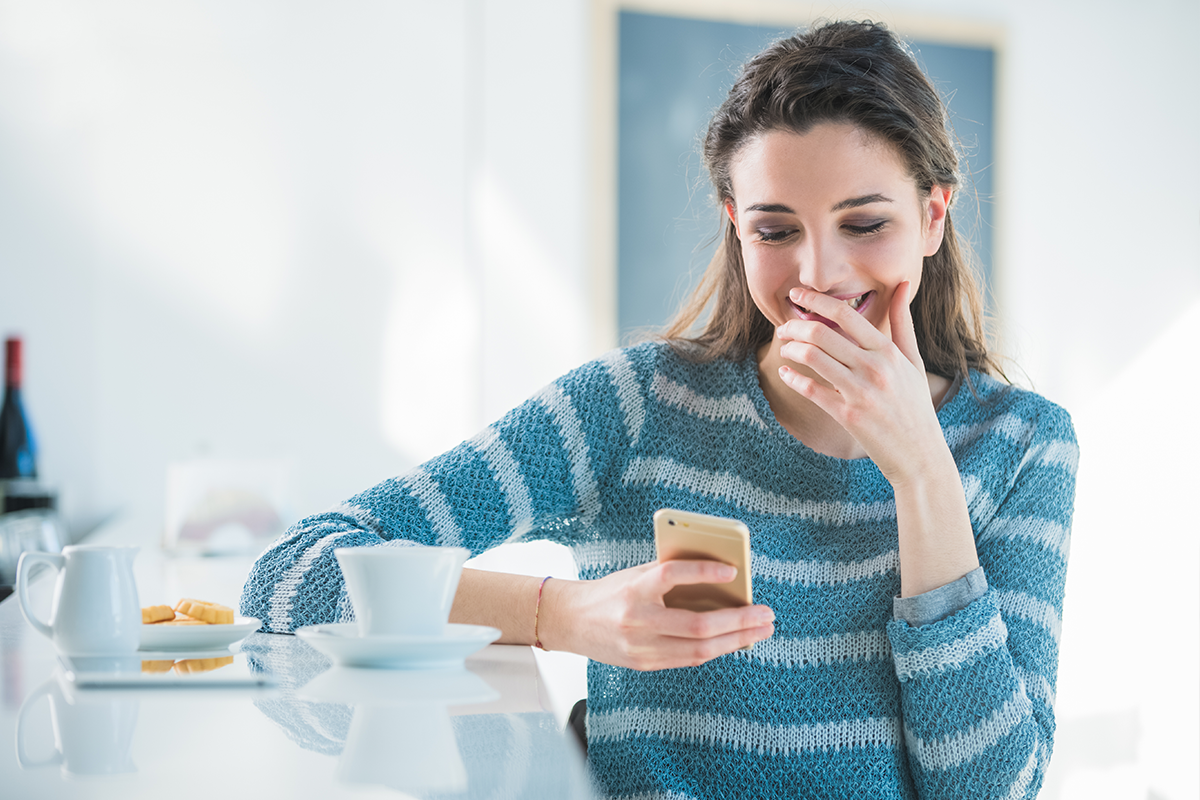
240 342 1078 799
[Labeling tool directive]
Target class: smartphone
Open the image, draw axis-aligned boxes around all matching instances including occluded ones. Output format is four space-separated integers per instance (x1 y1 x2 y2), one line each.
653 508 752 612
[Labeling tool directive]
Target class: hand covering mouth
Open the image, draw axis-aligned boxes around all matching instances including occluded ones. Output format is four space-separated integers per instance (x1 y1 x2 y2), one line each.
793 291 872 315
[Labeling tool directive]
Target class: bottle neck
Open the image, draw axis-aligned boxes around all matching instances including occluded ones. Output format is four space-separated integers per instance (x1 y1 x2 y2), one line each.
4 338 21 389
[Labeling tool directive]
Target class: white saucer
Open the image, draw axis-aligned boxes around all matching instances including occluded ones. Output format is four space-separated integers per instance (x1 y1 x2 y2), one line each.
294 623 501 670
139 617 261 652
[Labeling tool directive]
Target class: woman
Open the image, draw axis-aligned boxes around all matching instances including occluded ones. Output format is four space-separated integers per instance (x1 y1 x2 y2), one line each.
242 20 1077 799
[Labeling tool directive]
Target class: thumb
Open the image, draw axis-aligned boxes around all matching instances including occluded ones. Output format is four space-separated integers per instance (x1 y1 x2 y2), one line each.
891 281 923 368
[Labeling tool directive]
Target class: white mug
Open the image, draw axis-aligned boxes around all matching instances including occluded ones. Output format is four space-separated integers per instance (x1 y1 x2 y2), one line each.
16 545 141 656
335 546 469 637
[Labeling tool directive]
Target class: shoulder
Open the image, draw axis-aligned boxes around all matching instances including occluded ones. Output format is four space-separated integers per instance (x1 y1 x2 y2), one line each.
947 371 1079 471
975 372 1074 436
566 341 746 392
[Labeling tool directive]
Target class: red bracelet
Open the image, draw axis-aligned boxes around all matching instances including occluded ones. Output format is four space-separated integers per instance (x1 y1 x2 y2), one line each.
533 576 552 650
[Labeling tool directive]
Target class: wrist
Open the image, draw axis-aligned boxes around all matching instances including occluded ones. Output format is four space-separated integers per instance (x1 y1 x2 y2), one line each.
891 449 980 598
533 576 552 649
887 441 958 495
535 577 577 653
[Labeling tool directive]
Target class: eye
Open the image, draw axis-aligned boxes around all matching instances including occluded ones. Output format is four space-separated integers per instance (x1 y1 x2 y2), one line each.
843 220 886 236
756 228 796 243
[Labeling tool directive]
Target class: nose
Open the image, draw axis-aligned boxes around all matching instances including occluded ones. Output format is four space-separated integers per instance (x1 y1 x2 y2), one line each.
795 232 847 293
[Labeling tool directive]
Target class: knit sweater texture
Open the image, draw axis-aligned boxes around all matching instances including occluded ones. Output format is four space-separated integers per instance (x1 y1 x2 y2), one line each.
241 342 1078 800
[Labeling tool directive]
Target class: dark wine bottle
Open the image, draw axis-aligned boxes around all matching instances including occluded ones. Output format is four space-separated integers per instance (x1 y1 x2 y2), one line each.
0 337 37 480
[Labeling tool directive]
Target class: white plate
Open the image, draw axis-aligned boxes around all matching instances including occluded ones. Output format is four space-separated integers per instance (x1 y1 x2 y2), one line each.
139 617 261 652
295 623 501 670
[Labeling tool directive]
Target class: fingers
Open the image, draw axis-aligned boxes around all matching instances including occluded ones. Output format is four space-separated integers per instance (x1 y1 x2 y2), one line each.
776 321 858 386
574 561 777 671
776 362 843 414
627 607 775 671
650 558 737 593
632 623 776 671
650 602 775 641
775 289 889 389
787 289 888 349
632 561 775 668
775 286 926 412
889 281 924 369
773 318 862 418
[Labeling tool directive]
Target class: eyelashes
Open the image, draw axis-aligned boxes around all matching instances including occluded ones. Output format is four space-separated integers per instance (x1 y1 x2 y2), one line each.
754 220 887 242
843 221 886 236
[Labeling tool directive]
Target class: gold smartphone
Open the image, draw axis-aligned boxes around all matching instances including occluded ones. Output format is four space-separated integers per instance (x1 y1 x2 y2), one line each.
653 508 752 612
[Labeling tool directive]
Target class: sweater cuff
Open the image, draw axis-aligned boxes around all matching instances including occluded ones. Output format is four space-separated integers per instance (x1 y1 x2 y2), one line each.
892 567 988 627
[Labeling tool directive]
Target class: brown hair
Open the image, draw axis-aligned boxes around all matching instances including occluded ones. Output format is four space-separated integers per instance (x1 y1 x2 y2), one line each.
663 20 1002 383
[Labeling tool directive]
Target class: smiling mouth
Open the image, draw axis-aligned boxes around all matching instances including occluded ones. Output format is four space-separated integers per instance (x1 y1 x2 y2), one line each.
794 291 872 315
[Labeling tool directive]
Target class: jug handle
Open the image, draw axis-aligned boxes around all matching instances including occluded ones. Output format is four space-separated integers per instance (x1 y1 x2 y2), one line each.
15 678 63 769
16 551 65 641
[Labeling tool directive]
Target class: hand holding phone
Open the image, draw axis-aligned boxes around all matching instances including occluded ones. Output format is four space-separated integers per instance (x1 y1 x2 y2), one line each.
653 509 752 612
536 509 768 670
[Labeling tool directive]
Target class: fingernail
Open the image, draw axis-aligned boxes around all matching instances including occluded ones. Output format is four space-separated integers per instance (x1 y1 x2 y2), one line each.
755 608 775 624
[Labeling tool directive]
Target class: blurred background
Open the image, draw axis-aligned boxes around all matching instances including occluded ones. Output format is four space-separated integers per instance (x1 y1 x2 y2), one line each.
0 1 1195 798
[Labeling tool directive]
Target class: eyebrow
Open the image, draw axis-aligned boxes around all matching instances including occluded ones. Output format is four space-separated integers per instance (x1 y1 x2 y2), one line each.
744 203 795 214
832 193 893 212
743 194 893 215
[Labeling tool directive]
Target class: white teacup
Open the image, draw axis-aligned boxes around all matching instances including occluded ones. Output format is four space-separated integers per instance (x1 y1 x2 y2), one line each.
335 546 470 638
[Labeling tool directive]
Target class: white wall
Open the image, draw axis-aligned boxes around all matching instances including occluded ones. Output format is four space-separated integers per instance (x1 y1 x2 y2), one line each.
0 0 595 535
0 1 1195 798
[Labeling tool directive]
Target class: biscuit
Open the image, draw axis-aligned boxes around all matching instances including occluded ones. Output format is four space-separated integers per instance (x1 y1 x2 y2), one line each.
173 598 234 625
142 605 176 624
141 659 176 673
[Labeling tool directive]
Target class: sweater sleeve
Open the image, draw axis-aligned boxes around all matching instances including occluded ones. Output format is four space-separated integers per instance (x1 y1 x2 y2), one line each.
893 566 989 627
886 401 1078 799
239 349 642 633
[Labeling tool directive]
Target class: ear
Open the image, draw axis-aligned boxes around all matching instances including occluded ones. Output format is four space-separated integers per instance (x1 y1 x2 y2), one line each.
922 186 952 257
725 201 741 240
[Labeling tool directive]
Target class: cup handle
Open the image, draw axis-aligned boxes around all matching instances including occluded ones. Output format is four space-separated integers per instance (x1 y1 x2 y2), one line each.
16 551 64 641
15 678 63 769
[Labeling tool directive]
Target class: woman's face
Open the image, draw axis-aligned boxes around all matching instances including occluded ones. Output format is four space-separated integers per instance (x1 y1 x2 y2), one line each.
726 123 950 341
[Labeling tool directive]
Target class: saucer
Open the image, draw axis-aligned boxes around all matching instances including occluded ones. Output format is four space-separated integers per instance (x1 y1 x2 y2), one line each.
139 617 261 652
294 623 501 669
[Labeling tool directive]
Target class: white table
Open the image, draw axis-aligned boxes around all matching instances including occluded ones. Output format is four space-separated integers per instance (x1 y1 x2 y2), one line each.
0 520 594 799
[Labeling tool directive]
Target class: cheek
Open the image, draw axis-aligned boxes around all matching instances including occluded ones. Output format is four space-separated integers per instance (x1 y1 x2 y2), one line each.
741 248 782 294
854 236 923 292
747 245 798 277
740 249 794 322
741 259 773 310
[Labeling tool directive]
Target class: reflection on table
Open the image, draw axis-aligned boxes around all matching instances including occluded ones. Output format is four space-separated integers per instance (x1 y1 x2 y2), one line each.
0 519 594 800
242 632 592 799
